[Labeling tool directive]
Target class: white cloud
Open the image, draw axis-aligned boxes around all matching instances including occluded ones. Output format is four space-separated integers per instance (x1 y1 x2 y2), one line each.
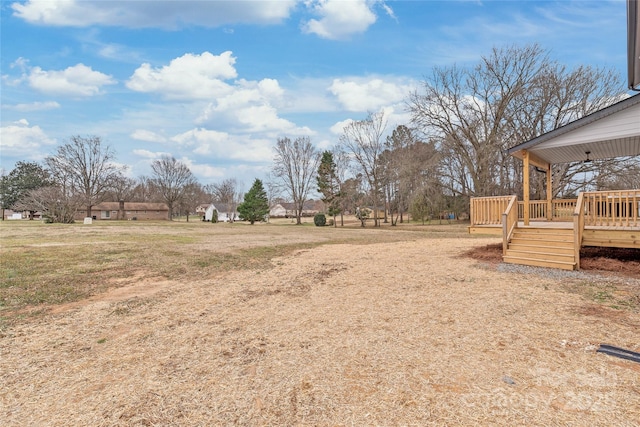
202 78 283 113
180 160 226 180
195 77 314 136
328 77 414 112
127 52 237 100
12 0 297 29
130 129 168 144
27 63 116 97
302 0 379 40
0 120 57 158
330 118 354 135
170 128 273 162
5 101 61 112
132 149 170 159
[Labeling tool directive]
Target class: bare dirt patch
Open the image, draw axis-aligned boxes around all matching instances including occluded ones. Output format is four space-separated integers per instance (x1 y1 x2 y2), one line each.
2 230 640 426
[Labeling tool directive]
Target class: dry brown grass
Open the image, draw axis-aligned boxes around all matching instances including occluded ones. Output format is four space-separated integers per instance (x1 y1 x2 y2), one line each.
1 220 639 425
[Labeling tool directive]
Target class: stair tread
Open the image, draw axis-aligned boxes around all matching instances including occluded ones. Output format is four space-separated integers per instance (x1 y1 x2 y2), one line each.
509 245 573 250
506 249 574 257
512 238 573 242
503 256 576 265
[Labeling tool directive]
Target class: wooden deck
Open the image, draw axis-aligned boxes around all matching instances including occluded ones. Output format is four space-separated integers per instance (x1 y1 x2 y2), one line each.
469 192 640 270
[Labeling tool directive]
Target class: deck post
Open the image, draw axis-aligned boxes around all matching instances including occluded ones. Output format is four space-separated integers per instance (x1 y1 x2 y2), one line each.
546 163 553 221
523 151 530 226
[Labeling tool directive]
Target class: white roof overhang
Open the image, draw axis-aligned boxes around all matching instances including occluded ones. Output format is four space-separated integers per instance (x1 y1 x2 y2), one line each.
508 93 640 165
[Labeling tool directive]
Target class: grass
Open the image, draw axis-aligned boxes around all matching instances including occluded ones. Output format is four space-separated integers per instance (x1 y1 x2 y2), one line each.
0 218 474 327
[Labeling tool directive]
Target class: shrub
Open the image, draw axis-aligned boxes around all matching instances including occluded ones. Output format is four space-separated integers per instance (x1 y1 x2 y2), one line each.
314 213 326 227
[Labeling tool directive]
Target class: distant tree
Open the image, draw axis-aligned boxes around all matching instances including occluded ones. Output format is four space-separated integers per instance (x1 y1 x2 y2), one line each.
409 191 430 225
101 174 138 220
150 155 197 220
45 135 125 219
237 178 269 224
332 147 350 226
14 185 81 223
316 151 341 227
272 136 320 225
0 161 52 220
130 176 161 202
355 206 371 228
340 175 367 217
107 174 137 202
208 178 241 223
381 126 441 225
408 44 624 199
340 111 387 227
178 182 208 222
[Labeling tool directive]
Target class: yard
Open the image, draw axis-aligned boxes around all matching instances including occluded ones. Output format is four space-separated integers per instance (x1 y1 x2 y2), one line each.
1 219 639 425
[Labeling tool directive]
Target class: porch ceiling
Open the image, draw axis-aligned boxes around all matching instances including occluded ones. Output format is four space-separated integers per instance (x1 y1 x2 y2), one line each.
509 93 640 165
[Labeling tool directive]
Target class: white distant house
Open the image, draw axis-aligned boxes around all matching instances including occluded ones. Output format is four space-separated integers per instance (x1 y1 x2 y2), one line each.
204 203 240 222
269 203 287 218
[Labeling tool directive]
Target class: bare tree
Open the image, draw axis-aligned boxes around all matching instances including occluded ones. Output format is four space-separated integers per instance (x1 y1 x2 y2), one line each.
208 178 241 223
407 44 624 199
339 111 388 227
130 176 161 202
14 185 82 223
150 155 196 220
382 125 441 225
45 135 125 218
178 182 207 221
272 136 320 225
107 175 137 202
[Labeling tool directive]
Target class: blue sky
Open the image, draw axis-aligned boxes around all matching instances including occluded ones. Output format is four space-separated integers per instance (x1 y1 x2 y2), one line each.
0 0 631 189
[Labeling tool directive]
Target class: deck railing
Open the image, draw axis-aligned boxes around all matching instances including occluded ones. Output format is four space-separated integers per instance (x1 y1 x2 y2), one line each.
471 192 640 228
582 190 640 227
501 195 518 255
516 199 577 221
470 195 514 226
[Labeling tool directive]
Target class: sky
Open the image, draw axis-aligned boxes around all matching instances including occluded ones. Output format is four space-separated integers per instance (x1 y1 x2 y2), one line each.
0 0 632 190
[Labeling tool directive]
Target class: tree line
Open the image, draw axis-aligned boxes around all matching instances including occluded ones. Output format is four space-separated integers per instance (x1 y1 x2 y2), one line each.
2 45 638 224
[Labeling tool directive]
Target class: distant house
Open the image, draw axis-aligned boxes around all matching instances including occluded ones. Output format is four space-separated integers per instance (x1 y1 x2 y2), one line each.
2 209 41 220
195 204 210 216
278 200 324 217
269 203 288 218
204 203 240 222
76 201 169 221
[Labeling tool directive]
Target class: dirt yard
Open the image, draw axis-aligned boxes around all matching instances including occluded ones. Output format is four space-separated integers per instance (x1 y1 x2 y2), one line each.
1 224 639 425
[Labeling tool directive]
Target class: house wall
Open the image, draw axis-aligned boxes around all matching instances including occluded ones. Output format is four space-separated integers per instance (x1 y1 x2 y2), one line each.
76 207 169 220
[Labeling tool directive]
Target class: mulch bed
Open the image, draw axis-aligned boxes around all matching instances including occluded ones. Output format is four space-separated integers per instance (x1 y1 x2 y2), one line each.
465 243 640 279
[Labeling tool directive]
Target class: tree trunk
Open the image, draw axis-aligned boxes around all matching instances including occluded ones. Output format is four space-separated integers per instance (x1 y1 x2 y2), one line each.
86 205 92 219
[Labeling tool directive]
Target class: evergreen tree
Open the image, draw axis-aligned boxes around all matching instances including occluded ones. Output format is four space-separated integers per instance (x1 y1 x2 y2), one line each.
316 151 341 226
237 178 269 224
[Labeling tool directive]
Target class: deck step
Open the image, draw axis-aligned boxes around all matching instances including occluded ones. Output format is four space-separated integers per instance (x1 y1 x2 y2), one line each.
504 226 577 270
509 237 573 247
505 250 574 263
502 256 576 270
507 243 574 255
513 228 573 236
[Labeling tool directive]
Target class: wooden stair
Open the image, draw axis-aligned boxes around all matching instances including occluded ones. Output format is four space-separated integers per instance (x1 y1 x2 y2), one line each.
503 227 577 270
